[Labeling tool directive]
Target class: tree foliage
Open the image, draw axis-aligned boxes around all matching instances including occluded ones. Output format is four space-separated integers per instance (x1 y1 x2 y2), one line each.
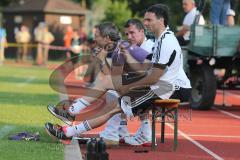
111 0 183 31
71 0 93 9
102 0 132 31
0 0 15 7
111 0 240 29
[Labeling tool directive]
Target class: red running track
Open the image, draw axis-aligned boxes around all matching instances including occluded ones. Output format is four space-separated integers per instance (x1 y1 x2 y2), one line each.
60 70 240 160
79 90 240 160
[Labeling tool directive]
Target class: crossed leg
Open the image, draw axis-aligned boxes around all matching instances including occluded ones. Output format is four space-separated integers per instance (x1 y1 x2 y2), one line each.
45 100 123 140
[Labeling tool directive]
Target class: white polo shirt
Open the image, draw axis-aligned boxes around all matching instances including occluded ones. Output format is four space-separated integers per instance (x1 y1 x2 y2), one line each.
183 7 205 40
151 27 191 99
140 38 154 54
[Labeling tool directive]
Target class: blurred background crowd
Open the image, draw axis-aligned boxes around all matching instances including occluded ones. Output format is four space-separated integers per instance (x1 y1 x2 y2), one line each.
0 0 239 66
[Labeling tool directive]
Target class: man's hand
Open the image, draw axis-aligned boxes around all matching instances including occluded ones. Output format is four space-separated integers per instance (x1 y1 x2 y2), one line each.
96 47 108 61
119 44 129 59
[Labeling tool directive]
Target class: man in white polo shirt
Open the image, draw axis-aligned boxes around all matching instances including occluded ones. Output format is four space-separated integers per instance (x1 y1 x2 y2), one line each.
176 0 205 45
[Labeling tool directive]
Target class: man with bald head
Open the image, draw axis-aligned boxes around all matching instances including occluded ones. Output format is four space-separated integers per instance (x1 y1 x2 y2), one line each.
176 0 205 46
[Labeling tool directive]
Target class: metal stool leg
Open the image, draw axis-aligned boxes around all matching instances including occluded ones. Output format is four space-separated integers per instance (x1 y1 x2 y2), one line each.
151 107 156 149
174 108 178 151
161 107 165 143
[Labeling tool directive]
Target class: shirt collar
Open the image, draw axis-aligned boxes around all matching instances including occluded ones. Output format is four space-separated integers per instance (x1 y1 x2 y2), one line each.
155 26 170 41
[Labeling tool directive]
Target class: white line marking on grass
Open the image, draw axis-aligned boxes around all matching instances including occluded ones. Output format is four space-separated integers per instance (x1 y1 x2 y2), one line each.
16 76 36 87
0 125 15 139
166 124 224 160
213 107 240 120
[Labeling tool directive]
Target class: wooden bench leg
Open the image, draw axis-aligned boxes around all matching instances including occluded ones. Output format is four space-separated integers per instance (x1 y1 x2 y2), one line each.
151 107 156 149
174 108 178 151
161 107 165 143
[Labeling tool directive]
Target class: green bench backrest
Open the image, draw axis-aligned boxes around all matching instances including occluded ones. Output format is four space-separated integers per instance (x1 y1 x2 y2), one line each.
189 25 240 57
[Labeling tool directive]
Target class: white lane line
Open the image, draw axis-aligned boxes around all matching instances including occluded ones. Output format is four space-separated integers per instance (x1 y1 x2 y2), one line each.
213 107 240 120
166 124 224 160
182 134 240 139
16 76 36 87
0 125 15 139
217 90 240 98
84 132 240 139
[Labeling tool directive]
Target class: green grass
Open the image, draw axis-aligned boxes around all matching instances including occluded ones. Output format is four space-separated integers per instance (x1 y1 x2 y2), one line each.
0 63 65 160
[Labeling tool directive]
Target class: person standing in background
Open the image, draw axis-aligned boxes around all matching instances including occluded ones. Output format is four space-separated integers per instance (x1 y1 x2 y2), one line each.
35 25 54 65
15 25 31 62
226 0 237 26
0 26 7 65
70 29 83 79
78 27 87 42
64 25 73 60
176 0 205 46
211 0 230 25
34 22 44 65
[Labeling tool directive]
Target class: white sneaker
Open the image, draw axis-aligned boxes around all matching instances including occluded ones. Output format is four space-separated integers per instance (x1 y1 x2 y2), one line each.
99 114 122 142
124 126 152 147
118 124 130 143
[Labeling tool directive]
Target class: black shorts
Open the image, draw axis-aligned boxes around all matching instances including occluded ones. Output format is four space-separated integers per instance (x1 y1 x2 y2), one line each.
119 87 191 116
119 86 158 116
170 87 191 102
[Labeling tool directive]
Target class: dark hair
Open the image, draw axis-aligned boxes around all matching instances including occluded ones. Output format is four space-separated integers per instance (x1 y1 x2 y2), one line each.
95 22 121 42
124 19 145 30
146 4 169 27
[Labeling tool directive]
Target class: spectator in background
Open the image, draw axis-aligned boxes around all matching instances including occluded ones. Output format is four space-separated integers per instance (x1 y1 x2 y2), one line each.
211 0 230 25
0 26 7 65
35 24 54 65
15 25 31 62
176 0 205 46
64 25 73 60
70 29 82 79
226 0 237 26
34 22 44 65
79 27 87 42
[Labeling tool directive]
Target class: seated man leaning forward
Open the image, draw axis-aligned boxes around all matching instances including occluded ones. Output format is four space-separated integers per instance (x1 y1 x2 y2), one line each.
47 21 152 124
46 21 152 140
45 4 191 143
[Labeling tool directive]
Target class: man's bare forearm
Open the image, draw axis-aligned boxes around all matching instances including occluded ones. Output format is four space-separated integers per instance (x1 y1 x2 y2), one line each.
124 67 163 89
112 66 164 94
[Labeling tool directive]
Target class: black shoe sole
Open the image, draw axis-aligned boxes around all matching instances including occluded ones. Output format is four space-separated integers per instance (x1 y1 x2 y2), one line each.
47 104 73 126
44 123 71 143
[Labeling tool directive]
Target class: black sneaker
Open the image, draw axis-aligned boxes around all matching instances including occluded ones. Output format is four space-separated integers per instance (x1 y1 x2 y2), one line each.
45 122 71 140
47 104 75 125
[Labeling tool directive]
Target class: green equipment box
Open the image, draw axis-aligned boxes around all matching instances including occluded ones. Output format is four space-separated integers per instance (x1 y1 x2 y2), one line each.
189 25 240 57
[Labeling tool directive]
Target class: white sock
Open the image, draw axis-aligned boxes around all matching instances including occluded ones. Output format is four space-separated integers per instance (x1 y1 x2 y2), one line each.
68 98 90 115
64 120 92 137
141 119 151 135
